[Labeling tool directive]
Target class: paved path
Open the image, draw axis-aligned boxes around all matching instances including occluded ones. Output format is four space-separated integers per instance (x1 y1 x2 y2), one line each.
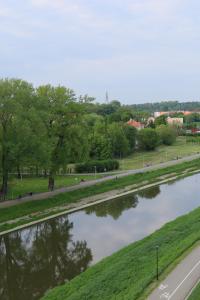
1 153 200 209
147 246 200 300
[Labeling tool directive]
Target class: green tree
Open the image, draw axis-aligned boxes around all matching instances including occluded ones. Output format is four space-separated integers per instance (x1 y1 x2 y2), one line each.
108 123 130 157
89 133 112 160
156 125 176 145
138 128 159 150
155 115 167 126
185 113 200 123
37 85 88 191
0 79 37 198
123 124 137 152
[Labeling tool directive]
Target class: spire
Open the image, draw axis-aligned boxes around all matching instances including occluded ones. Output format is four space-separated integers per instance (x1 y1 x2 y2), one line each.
105 91 109 103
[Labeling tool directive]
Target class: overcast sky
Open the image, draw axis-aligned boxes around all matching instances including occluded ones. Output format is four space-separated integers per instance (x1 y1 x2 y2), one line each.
1 0 200 104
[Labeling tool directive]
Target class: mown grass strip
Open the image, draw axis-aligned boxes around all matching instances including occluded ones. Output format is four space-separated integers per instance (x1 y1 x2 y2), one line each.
41 205 200 300
188 281 200 300
0 159 200 234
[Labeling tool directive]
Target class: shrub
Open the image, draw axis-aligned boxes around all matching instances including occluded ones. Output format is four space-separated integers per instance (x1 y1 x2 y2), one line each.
156 125 176 145
138 128 159 150
75 160 119 173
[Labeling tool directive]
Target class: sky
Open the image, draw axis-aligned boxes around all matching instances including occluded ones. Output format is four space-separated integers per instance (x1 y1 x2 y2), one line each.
0 0 200 104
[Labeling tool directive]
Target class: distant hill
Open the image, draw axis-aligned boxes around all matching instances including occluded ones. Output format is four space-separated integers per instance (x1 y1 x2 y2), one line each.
129 101 200 113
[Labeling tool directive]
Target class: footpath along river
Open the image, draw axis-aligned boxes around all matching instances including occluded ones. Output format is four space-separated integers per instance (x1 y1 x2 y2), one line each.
1 173 200 300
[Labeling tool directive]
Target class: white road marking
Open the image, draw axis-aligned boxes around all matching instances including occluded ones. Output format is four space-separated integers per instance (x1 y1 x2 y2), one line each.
159 284 168 291
160 292 170 299
168 259 200 299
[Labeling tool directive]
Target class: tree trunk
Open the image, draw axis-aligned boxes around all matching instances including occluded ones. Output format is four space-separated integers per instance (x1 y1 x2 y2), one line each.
17 164 21 179
44 169 47 177
48 170 55 191
35 165 39 177
1 148 9 200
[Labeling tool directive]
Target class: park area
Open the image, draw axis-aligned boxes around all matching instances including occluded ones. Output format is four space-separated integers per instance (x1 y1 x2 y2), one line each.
4 174 104 200
1 136 200 201
119 136 200 170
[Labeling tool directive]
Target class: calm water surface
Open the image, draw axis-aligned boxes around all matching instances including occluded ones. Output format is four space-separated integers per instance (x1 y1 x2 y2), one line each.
1 173 200 300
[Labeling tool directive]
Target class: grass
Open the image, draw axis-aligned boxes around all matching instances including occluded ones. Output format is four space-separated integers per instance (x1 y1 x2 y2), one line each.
0 158 200 233
119 136 200 170
4 174 103 200
41 206 200 300
188 281 200 299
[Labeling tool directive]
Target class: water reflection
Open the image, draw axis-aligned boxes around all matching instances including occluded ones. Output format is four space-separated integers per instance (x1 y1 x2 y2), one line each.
0 218 92 300
85 194 139 219
137 185 160 199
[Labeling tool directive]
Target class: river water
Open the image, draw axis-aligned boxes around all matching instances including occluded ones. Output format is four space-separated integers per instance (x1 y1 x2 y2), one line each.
1 173 200 300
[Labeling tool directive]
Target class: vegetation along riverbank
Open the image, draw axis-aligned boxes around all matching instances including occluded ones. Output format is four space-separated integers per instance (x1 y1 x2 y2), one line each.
0 158 200 235
41 204 200 300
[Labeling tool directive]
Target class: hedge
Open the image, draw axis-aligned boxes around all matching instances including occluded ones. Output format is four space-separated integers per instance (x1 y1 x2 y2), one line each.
75 160 119 173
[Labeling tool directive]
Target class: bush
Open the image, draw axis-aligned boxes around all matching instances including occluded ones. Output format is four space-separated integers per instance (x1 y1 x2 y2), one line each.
75 160 119 173
156 125 176 145
138 128 159 150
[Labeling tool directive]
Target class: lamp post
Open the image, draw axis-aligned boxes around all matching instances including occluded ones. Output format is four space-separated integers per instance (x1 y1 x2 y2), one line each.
94 165 97 179
156 245 159 280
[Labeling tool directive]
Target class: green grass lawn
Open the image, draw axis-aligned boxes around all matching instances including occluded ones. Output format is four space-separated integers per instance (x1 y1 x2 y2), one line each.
188 282 200 299
4 174 103 200
41 205 200 300
119 136 200 170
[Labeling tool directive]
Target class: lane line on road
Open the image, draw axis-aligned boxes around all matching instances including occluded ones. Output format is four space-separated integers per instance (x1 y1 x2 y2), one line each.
168 259 200 299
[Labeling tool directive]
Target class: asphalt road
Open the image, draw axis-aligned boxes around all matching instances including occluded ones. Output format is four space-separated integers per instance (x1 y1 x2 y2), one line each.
147 245 200 300
1 153 200 209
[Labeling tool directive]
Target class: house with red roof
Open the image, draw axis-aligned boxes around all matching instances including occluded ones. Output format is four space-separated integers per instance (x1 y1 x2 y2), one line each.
127 119 144 130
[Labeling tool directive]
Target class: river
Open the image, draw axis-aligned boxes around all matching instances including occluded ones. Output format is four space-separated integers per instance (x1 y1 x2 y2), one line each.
1 173 200 300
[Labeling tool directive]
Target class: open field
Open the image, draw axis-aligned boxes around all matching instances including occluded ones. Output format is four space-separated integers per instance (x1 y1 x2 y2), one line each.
3 174 103 200
119 136 200 170
41 204 200 300
0 158 200 234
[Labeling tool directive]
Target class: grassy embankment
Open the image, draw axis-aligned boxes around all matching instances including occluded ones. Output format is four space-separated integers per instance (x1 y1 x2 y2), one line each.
0 158 200 233
119 136 200 170
4 174 103 200
188 282 200 300
41 206 200 300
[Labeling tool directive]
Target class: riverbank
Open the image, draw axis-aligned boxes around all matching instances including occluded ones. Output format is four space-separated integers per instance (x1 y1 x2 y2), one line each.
41 204 200 300
1 158 200 234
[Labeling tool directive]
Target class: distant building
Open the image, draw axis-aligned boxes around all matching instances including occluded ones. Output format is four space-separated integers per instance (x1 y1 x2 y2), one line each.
167 117 183 125
127 119 144 130
154 111 169 118
147 117 155 124
154 111 200 118
183 111 192 116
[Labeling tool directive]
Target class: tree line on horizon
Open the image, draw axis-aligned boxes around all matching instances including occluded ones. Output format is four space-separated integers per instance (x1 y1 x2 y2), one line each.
130 100 200 113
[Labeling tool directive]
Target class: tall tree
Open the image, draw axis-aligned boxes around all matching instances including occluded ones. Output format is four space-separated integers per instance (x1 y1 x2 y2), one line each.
37 85 88 191
0 79 36 199
108 123 130 158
